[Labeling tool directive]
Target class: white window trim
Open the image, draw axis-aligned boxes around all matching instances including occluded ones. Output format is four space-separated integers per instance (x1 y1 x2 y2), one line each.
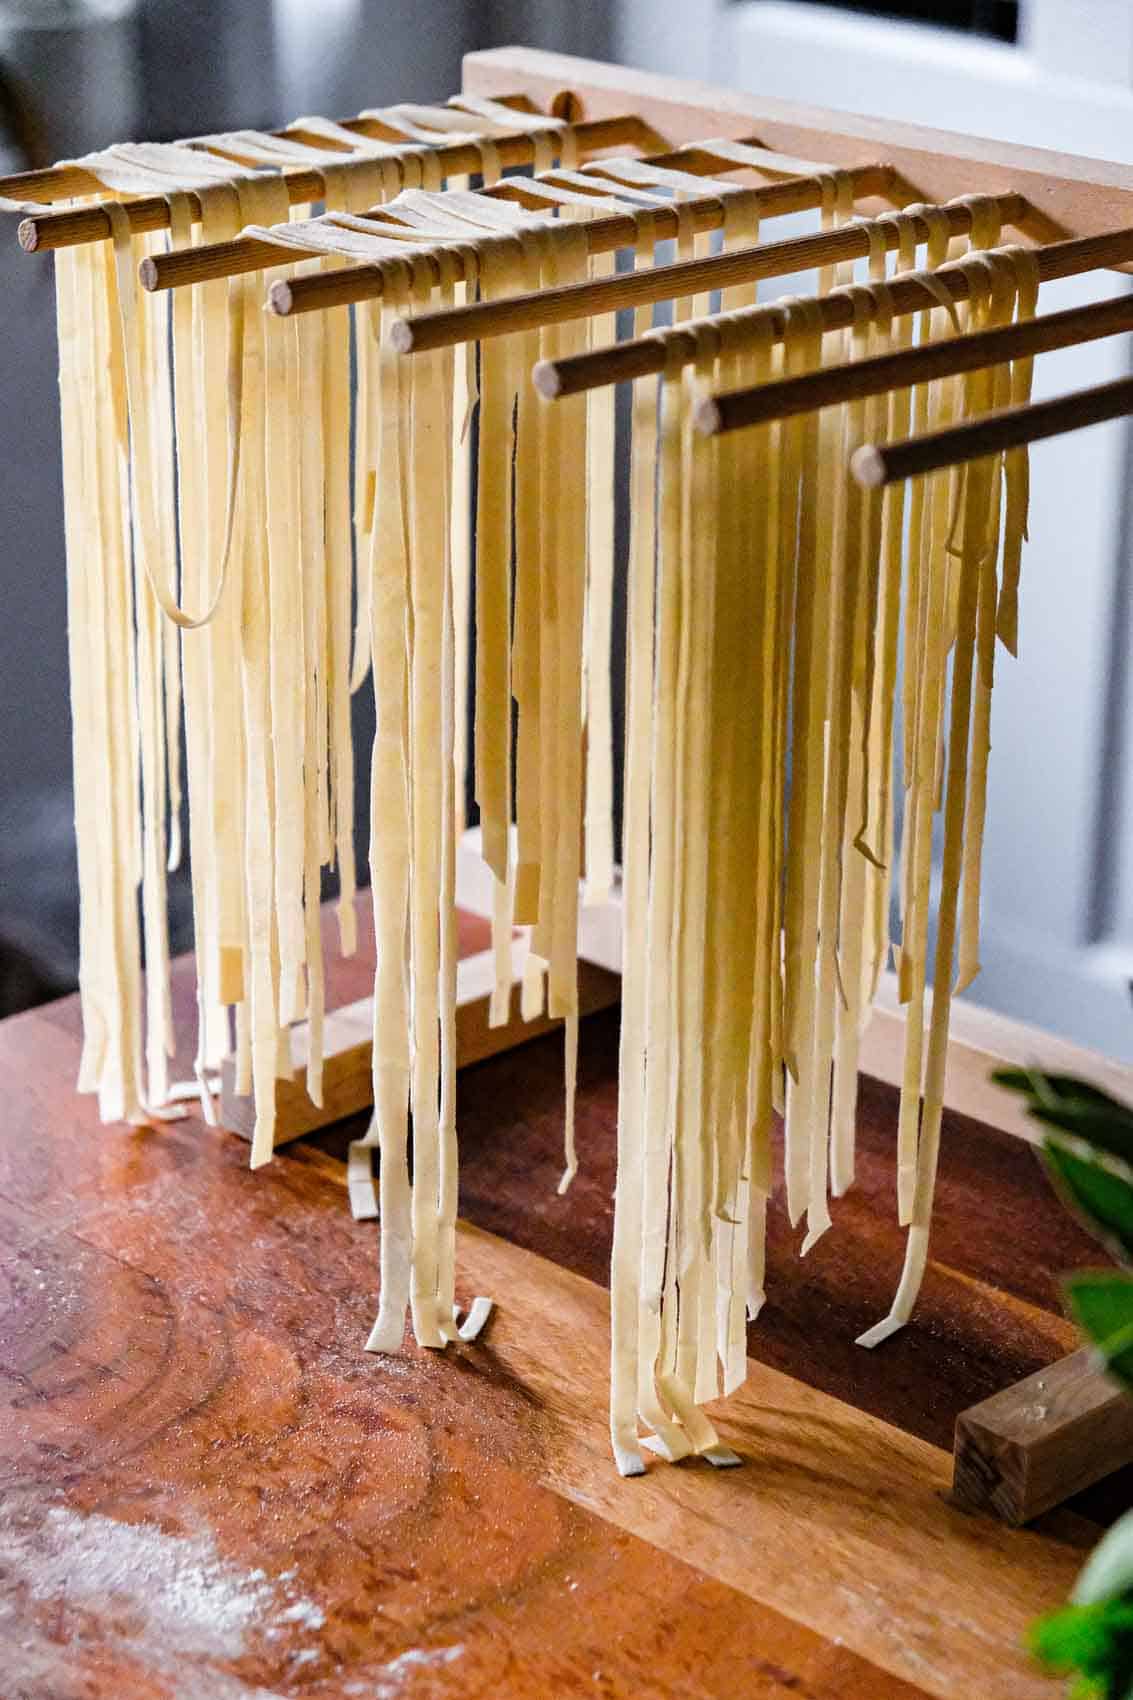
727 0 1133 160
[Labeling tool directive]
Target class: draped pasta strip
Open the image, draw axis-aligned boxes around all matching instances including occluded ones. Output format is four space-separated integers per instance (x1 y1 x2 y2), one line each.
52 114 578 1149
56 143 275 1128
50 104 598 1137
860 230 1037 1345
238 152 634 1333
608 198 1037 1464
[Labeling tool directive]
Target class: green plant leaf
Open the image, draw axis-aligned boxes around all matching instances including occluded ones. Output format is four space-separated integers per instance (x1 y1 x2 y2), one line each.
1009 1071 1133 1696
1065 1273 1133 1395
993 1067 1115 1108
1032 1602 1117 1669
994 1070 1127 1113
1035 1108 1133 1171
1031 1595 1133 1700
993 1068 1133 1168
1045 1139 1133 1265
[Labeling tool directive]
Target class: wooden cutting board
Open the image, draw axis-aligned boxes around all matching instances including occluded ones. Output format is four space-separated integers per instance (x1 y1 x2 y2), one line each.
0 905 1111 1699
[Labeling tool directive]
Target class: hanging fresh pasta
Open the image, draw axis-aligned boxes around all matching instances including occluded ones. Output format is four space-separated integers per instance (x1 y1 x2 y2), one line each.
25 83 1055 1483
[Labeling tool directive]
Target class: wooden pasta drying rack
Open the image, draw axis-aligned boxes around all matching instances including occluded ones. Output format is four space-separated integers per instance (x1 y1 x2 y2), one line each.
201 46 1133 1526
219 43 1133 1137
9 43 1133 1530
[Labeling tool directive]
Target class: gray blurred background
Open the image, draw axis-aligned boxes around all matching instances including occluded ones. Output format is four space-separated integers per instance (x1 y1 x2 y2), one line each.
0 0 1131 1065
0 0 611 1010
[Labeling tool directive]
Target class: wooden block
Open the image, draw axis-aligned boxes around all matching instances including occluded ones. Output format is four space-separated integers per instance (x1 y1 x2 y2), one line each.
953 1346 1133 1524
219 945 621 1144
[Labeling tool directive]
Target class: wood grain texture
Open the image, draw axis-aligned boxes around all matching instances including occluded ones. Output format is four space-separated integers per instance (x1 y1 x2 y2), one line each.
0 990 929 1700
450 1215 1085 1700
0 923 1118 1698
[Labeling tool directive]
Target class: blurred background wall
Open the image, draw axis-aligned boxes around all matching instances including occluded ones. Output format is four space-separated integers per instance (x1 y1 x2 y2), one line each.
0 0 1130 1064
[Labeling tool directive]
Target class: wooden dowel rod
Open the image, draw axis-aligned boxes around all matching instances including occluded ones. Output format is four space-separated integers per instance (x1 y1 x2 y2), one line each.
141 234 305 291
391 183 1021 353
272 162 898 322
697 284 1133 433
2 127 365 213
140 132 773 294
852 368 1133 487
1 162 101 204
0 90 547 212
17 112 646 255
537 224 1133 403
0 92 544 206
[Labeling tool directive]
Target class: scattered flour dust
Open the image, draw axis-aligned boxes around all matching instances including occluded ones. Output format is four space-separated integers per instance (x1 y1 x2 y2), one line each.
368 1645 466 1698
0 1499 466 1699
277 1598 327 1631
0 1498 325 1694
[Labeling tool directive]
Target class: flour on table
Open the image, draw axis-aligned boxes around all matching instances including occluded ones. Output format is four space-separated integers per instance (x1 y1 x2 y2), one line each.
0 1498 325 1685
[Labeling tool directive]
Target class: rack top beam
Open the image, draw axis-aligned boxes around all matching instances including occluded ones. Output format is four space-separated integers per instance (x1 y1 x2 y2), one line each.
463 45 1133 245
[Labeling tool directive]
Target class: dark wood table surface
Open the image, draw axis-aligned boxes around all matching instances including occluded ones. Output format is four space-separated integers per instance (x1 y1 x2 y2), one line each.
0 899 1114 1699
